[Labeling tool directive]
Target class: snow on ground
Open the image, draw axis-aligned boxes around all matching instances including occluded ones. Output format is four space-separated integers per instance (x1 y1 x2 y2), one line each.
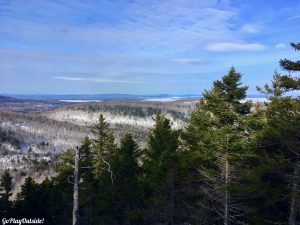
46 110 184 129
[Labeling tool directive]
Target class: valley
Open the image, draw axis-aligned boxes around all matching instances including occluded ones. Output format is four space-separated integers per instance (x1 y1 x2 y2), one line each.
0 96 196 173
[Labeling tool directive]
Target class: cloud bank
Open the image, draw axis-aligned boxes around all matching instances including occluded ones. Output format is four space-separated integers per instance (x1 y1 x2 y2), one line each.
1 0 300 94
206 42 266 52
54 76 134 83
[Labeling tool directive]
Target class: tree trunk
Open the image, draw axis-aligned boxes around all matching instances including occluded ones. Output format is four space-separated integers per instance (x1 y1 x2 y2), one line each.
289 156 299 225
224 157 229 225
72 147 80 225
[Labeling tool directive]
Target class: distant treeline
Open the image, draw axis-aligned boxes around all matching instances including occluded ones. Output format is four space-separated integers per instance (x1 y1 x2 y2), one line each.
0 43 299 225
66 102 189 121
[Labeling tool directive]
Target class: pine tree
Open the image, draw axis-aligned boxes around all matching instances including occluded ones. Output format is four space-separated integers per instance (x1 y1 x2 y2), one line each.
89 115 117 224
256 42 300 225
91 114 116 179
47 158 73 225
14 177 41 217
112 134 144 225
0 170 13 217
37 177 58 225
203 67 251 124
258 42 300 96
280 42 300 72
50 139 95 225
279 42 300 94
180 68 254 225
143 111 179 225
78 137 98 225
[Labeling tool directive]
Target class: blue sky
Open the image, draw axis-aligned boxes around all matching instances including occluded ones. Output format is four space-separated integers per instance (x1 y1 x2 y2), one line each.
0 0 300 95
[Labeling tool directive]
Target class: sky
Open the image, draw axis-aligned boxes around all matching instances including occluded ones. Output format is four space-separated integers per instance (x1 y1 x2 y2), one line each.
0 0 300 95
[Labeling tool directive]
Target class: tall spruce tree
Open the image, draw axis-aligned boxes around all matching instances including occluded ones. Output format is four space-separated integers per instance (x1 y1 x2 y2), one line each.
180 67 254 225
111 134 144 225
143 111 179 225
14 177 42 218
0 170 13 217
89 115 117 224
78 137 98 225
91 114 116 179
256 42 300 225
203 67 251 124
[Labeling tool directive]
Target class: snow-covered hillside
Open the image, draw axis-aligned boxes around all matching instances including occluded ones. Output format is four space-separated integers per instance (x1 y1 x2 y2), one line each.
46 109 185 129
0 100 196 172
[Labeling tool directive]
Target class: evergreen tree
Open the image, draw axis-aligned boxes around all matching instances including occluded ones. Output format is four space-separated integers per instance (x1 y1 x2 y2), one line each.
89 115 117 224
78 137 98 225
112 134 144 225
0 170 13 217
91 114 116 178
203 67 251 124
143 111 179 225
14 177 41 217
55 137 99 225
38 177 58 225
180 68 254 225
50 149 79 225
280 42 300 72
255 42 300 225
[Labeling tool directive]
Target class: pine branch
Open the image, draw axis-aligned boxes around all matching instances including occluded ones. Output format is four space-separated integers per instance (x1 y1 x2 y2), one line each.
291 42 300 51
280 59 300 72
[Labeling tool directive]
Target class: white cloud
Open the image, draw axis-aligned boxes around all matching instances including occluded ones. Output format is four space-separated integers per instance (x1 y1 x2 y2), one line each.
90 78 133 83
275 43 286 49
54 76 135 83
241 24 260 34
173 58 206 65
205 42 266 52
54 76 84 81
287 15 300 21
0 0 238 52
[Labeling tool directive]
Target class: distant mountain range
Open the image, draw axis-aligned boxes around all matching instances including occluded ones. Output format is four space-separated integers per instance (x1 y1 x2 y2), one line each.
0 95 17 101
0 94 265 102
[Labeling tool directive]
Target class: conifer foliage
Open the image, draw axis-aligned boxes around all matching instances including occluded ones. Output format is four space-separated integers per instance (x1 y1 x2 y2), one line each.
0 170 13 217
2 43 300 225
143 111 179 225
180 67 254 225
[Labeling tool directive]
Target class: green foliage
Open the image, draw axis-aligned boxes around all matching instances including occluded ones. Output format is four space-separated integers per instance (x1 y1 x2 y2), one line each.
203 67 251 117
110 134 144 224
73 104 186 121
179 67 258 224
91 114 116 178
0 170 13 201
269 42 300 93
4 49 300 224
250 41 300 224
142 111 180 224
14 177 41 217
0 170 13 217
280 42 300 72
144 111 179 189
257 71 300 96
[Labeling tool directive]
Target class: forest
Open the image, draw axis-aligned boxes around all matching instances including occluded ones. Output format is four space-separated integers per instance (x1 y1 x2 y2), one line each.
0 43 299 225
